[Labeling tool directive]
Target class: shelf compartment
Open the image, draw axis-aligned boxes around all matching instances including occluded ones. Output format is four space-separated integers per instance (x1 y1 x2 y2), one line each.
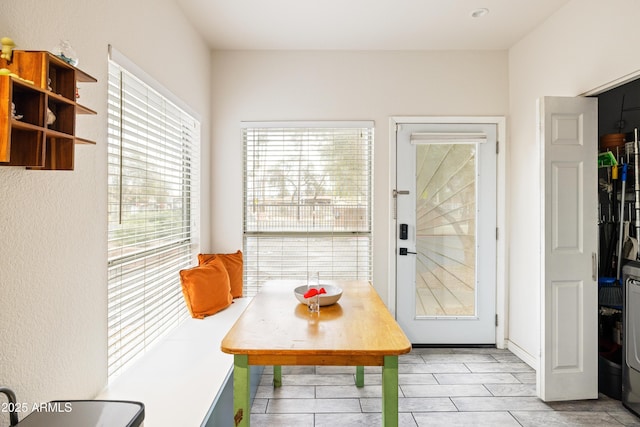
47 98 75 135
12 81 46 127
1 127 45 167
42 136 75 170
47 59 76 100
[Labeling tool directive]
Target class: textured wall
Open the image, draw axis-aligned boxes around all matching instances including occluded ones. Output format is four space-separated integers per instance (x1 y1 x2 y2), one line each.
0 0 210 422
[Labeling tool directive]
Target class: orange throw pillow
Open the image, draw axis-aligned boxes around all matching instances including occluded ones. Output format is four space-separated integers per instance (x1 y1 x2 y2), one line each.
198 250 243 298
179 257 232 319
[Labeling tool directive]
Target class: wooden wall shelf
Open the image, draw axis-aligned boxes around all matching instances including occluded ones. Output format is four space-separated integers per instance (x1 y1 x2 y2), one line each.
0 50 97 170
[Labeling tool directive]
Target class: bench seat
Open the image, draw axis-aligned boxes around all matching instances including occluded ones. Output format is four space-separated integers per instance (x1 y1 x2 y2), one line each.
99 298 253 426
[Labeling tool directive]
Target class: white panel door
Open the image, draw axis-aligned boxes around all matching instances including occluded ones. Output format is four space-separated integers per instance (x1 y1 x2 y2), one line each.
539 96 598 401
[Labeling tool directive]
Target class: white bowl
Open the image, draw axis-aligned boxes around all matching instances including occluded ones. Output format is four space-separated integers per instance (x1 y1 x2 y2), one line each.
294 284 343 306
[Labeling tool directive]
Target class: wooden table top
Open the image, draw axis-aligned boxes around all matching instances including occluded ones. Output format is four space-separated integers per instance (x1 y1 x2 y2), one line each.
221 280 411 359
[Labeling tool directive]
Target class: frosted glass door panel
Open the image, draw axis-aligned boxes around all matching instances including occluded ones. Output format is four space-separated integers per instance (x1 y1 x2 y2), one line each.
415 143 476 317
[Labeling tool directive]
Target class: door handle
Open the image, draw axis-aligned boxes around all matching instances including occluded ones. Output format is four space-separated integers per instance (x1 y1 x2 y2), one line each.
592 252 597 282
399 248 417 256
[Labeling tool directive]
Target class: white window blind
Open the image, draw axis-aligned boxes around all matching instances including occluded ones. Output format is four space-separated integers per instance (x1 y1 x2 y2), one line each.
243 123 373 296
107 58 200 379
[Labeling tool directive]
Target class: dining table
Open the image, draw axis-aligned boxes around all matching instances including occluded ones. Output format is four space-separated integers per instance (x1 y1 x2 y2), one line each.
221 279 412 427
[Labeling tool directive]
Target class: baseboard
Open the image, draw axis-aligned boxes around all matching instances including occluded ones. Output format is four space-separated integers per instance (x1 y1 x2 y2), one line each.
506 339 538 370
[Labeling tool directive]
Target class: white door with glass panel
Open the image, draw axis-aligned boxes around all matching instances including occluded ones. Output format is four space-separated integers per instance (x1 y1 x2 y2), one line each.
396 123 497 344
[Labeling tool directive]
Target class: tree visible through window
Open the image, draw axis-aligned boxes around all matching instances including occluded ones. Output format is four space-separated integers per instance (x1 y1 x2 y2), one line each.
243 123 373 296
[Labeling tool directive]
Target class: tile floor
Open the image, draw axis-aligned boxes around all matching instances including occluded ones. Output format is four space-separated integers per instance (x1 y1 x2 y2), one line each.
250 347 640 426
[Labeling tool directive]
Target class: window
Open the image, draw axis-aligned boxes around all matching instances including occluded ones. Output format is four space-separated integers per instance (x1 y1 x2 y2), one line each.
107 51 200 379
243 122 373 296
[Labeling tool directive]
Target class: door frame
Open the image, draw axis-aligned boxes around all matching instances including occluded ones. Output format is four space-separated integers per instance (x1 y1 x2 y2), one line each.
388 116 507 349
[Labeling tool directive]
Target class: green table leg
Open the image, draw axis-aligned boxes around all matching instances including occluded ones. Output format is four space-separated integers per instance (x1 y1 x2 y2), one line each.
382 355 399 427
273 365 282 388
233 355 250 427
356 366 365 387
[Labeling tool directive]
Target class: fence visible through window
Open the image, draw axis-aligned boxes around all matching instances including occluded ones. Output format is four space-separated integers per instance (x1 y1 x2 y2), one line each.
242 123 373 296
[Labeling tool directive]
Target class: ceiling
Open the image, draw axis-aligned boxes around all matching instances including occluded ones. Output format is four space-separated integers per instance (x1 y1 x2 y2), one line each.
175 0 570 51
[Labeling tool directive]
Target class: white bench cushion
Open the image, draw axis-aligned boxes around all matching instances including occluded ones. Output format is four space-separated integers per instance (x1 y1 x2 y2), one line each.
98 298 250 426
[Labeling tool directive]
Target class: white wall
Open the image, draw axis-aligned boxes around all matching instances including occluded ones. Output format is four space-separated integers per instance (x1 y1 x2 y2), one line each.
210 50 509 304
508 0 640 362
0 0 210 418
